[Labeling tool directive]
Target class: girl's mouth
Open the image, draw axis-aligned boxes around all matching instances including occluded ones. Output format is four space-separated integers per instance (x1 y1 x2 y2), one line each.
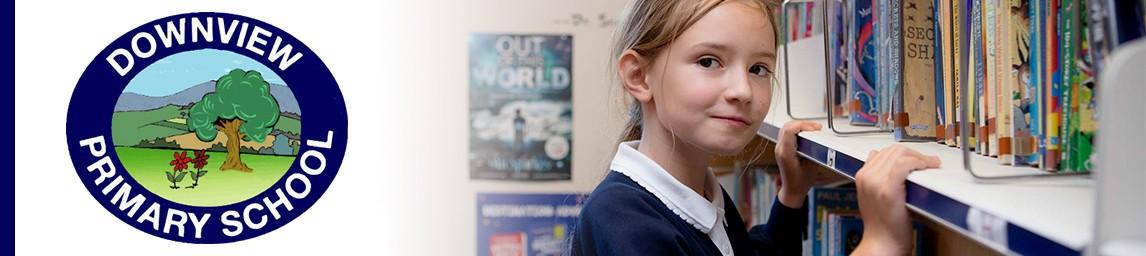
712 115 750 127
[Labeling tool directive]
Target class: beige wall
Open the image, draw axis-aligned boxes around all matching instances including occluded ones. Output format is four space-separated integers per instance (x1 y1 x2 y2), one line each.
372 1 629 255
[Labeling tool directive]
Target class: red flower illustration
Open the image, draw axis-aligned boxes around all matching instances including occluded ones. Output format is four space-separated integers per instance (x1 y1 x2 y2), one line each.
192 149 210 170
169 151 191 171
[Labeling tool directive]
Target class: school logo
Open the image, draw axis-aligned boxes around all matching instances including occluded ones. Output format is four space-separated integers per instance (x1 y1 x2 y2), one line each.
65 12 347 243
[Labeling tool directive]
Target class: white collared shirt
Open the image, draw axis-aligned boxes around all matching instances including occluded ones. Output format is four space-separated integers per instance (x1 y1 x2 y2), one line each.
610 141 734 256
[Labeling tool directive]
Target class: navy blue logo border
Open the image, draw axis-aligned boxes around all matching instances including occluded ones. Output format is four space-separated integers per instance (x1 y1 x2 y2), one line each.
65 12 347 244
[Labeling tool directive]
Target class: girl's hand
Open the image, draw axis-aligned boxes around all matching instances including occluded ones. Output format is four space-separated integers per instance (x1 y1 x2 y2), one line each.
852 145 940 256
775 121 821 208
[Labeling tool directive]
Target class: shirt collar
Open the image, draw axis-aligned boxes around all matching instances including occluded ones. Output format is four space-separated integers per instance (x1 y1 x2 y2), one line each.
610 141 726 234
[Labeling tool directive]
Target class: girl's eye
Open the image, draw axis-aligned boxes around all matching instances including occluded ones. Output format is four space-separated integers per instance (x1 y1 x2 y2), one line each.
748 64 771 77
697 56 721 69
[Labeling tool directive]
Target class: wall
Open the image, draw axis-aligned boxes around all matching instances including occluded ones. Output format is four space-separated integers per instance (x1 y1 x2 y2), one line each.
373 1 630 255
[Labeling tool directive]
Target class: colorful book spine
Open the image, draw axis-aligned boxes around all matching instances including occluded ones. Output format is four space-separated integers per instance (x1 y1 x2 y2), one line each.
879 0 889 128
1019 0 1043 167
1044 0 1060 171
1072 15 1096 172
1060 0 1077 171
1067 0 1095 172
807 187 859 256
851 0 880 126
933 0 948 144
847 0 857 125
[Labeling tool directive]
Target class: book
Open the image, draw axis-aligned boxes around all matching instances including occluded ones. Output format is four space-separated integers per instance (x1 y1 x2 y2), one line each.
952 0 965 147
999 0 1023 165
884 0 902 131
1060 0 1078 171
896 0 938 141
828 0 850 116
1019 0 1043 167
807 187 859 256
1066 0 1096 172
834 213 861 256
1044 0 1061 171
822 0 1120 172
827 212 863 256
850 0 881 126
997 0 1011 164
941 0 957 145
824 212 924 256
985 0 1000 157
933 0 949 144
970 0 983 152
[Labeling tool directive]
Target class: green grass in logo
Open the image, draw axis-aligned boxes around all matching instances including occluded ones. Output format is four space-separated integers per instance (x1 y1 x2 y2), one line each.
116 147 294 207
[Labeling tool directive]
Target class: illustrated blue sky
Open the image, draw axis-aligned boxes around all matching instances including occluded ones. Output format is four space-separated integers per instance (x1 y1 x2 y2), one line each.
124 49 286 97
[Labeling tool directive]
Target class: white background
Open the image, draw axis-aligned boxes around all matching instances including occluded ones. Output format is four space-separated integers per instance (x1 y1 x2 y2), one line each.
16 0 628 255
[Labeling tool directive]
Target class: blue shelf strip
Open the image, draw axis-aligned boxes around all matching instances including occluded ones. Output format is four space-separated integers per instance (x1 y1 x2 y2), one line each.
757 122 1080 256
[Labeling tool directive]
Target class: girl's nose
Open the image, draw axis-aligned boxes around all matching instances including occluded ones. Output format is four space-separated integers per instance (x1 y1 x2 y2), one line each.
724 69 753 104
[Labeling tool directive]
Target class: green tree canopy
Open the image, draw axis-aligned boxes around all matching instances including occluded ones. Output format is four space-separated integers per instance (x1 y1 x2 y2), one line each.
188 69 280 143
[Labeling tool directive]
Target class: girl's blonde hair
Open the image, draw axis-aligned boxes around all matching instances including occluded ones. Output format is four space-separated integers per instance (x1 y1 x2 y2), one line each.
612 0 780 143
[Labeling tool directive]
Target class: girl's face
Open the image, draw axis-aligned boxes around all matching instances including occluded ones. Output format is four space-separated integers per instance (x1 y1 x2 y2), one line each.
646 1 776 156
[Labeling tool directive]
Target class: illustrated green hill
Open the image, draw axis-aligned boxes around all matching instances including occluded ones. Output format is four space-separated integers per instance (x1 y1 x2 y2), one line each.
111 104 301 148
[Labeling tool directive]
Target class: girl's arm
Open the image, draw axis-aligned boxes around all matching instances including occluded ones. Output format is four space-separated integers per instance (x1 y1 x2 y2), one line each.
775 121 823 208
745 121 821 254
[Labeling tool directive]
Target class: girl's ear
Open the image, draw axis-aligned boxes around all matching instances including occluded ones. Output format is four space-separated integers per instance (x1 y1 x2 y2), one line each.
618 50 653 103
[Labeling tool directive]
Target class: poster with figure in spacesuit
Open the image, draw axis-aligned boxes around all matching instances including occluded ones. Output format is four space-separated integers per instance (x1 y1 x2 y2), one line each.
469 34 572 181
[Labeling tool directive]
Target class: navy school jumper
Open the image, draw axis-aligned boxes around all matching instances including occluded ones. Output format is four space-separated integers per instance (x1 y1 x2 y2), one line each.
571 171 808 256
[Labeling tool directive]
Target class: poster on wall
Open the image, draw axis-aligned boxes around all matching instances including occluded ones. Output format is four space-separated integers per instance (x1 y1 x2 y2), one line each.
469 34 573 181
477 193 587 256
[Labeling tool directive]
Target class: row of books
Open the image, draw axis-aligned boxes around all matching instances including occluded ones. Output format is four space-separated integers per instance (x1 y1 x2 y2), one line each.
726 163 853 228
729 166 780 227
822 0 1146 172
784 2 825 43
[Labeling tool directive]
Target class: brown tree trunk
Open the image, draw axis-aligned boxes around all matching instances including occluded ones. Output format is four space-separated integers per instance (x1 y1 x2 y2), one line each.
217 119 253 172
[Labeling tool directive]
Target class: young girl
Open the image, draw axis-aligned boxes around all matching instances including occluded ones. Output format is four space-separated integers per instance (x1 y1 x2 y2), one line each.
570 0 941 255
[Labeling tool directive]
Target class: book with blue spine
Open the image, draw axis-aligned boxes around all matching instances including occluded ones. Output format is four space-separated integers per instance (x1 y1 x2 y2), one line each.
831 214 864 256
934 0 948 143
850 0 880 125
807 187 859 256
879 0 897 130
1017 0 1042 167
828 0 850 116
975 0 989 154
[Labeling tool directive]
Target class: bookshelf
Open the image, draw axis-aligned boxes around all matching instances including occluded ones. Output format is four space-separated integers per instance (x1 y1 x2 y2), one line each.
758 36 1095 255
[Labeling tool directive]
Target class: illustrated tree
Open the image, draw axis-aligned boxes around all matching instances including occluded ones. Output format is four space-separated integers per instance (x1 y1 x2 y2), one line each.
188 69 280 172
